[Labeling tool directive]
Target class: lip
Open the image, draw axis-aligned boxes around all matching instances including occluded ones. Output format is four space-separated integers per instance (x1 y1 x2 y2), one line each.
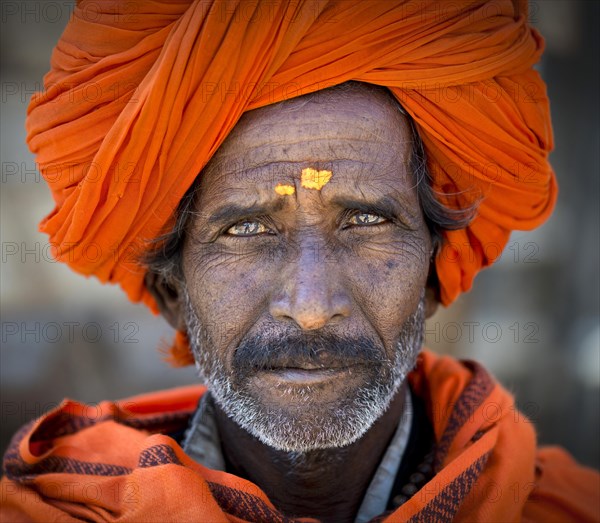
258 366 357 385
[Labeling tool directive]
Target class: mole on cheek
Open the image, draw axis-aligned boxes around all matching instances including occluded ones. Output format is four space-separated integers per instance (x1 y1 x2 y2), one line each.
300 167 332 190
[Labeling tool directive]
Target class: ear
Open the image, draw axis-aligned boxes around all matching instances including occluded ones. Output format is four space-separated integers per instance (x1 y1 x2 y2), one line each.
144 272 187 331
424 260 440 319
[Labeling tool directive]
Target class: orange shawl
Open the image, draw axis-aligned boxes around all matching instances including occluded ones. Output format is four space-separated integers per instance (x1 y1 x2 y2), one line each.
26 0 557 365
2 350 598 522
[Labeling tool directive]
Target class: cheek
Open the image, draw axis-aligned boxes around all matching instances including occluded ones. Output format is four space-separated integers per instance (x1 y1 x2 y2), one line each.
346 239 429 333
183 248 271 347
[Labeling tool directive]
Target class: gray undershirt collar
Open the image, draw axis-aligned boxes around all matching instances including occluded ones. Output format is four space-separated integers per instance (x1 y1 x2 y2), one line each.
181 391 226 472
181 386 413 522
355 386 413 522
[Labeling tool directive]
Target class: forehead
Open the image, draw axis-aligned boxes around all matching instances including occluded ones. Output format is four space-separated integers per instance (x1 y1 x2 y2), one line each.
196 85 416 207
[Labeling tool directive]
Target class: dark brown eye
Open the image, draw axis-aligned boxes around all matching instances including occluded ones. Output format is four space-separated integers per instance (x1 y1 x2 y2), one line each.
226 220 269 236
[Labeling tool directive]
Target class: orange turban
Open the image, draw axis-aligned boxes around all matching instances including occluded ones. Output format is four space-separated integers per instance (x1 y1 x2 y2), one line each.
26 0 556 365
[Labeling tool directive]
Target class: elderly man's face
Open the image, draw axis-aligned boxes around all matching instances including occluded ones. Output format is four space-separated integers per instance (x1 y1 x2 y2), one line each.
177 86 433 452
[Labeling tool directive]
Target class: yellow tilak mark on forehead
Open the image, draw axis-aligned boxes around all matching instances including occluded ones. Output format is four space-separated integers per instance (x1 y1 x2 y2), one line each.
300 167 332 190
274 183 295 195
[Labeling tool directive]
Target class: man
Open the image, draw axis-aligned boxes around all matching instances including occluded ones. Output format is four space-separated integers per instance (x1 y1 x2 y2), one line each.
1 1 598 522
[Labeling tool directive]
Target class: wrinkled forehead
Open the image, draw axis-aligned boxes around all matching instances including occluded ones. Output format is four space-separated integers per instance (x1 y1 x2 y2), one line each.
196 83 416 204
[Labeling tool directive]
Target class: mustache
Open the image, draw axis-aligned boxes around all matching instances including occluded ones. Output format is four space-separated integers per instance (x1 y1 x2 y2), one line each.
233 330 387 376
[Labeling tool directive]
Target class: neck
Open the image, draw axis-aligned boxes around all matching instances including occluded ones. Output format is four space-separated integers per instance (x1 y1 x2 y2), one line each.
213 382 409 523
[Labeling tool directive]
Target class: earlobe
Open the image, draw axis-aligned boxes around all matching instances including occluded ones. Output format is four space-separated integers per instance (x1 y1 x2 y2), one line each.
144 272 187 331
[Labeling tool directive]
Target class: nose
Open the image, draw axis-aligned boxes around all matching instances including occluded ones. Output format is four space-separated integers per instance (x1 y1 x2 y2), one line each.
269 237 352 330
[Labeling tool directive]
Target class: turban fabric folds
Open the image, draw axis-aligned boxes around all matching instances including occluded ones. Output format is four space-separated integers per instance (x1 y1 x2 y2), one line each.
26 0 556 365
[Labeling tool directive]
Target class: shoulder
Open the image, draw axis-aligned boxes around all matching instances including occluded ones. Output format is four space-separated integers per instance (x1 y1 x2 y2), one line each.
3 384 206 478
1 385 208 521
522 446 600 523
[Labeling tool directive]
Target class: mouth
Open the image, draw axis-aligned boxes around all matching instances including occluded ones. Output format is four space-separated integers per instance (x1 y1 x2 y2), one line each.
257 365 360 385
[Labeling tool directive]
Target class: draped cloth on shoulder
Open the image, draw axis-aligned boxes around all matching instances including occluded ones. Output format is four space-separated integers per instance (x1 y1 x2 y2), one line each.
2 351 598 522
26 0 556 365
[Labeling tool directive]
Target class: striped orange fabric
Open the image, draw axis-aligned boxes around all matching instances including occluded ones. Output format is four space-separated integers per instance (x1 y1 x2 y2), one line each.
2 351 598 522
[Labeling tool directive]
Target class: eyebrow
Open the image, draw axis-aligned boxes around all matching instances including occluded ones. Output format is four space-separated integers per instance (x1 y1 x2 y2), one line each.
205 193 415 228
207 199 287 226
330 195 416 223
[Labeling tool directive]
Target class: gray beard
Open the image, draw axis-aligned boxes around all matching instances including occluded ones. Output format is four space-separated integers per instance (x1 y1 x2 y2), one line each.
183 289 425 453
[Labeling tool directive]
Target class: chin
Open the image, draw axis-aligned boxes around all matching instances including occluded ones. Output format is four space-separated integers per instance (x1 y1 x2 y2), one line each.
209 364 404 453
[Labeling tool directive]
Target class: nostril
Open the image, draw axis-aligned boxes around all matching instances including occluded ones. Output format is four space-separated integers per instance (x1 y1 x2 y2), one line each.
330 312 348 324
270 299 351 331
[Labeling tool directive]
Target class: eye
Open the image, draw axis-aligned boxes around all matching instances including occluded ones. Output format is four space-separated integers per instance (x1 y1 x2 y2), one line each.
347 212 387 226
226 220 270 236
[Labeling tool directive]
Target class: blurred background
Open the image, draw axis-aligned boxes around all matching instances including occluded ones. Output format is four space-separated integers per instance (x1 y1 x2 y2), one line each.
1 1 599 470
